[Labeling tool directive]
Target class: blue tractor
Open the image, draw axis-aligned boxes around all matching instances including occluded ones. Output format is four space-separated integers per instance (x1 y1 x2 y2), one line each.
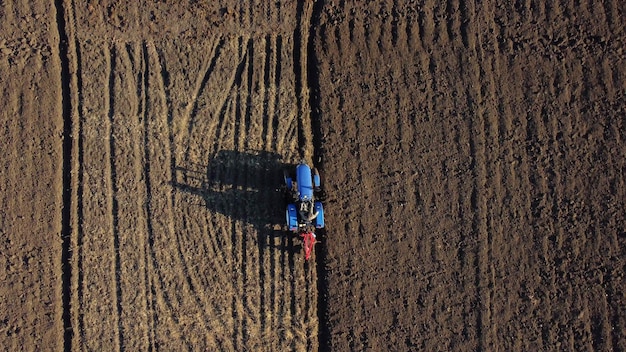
284 161 324 260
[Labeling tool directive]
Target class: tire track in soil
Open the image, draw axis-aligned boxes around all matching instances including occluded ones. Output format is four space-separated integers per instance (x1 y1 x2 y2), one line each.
271 35 283 147
134 42 157 352
271 35 283 150
294 0 312 162
182 36 224 159
140 42 195 352
111 42 155 351
53 0 74 349
59 0 88 348
230 38 247 351
138 46 163 351
163 39 239 293
226 37 262 348
145 41 238 350
261 35 272 151
189 37 249 164
242 39 256 347
107 44 125 352
277 234 291 348
266 26 290 333
241 36 274 350
71 24 88 352
258 36 273 342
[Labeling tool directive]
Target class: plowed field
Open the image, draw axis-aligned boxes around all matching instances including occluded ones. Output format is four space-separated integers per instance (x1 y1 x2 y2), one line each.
315 1 626 350
1 1 625 351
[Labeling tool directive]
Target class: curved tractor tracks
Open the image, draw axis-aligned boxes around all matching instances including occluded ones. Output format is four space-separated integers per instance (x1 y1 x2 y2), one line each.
55 1 329 351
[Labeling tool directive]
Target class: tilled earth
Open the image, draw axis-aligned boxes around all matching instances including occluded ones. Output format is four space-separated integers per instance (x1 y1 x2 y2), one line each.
0 1 624 351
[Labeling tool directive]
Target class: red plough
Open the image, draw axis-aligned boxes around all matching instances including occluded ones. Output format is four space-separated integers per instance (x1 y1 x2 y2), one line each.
301 232 317 261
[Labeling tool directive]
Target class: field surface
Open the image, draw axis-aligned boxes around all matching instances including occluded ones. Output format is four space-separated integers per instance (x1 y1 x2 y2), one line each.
0 1 624 351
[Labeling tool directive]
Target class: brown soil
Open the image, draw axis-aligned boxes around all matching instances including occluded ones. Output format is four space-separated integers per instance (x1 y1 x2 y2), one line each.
315 1 626 351
1 0 624 351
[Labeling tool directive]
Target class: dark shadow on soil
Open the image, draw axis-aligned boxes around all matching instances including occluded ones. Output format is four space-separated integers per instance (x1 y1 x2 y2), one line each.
171 150 300 256
54 0 73 349
307 0 332 350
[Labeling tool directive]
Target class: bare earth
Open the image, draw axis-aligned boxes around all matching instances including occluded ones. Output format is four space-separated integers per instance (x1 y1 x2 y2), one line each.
0 1 624 351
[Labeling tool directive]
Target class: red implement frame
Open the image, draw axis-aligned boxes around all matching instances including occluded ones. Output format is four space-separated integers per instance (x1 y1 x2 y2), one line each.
301 232 316 261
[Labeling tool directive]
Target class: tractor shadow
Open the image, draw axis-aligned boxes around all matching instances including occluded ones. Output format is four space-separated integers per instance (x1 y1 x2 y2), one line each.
171 150 301 255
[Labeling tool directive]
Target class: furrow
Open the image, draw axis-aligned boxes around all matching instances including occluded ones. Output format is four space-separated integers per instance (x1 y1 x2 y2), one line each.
183 37 224 149
71 12 88 352
107 44 125 351
306 2 329 349
53 0 74 349
138 41 157 352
